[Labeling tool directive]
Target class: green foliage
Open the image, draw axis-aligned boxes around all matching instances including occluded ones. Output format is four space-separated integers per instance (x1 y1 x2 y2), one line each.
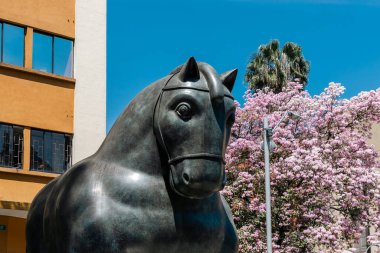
245 40 310 93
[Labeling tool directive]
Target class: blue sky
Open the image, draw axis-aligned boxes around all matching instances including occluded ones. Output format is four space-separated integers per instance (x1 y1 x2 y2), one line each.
107 0 380 131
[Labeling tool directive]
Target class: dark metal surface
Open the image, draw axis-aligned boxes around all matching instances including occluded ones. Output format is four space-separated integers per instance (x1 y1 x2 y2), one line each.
26 57 239 253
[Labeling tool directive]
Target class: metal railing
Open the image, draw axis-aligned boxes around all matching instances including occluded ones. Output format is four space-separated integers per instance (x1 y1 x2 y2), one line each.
0 124 23 168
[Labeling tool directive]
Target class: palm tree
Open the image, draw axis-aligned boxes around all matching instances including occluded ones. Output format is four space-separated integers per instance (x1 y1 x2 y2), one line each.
245 40 310 93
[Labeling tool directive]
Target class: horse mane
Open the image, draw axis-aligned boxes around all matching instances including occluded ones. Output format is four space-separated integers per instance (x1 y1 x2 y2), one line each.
168 62 230 105
95 77 169 174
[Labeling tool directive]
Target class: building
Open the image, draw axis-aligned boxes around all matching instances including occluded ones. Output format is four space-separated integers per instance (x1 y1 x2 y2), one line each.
0 0 106 252
351 124 380 253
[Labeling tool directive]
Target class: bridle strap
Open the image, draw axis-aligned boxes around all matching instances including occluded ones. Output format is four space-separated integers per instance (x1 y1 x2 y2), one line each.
153 75 175 162
168 153 225 165
153 73 226 166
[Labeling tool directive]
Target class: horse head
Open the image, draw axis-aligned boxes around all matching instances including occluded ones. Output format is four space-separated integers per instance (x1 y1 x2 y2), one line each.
154 57 237 199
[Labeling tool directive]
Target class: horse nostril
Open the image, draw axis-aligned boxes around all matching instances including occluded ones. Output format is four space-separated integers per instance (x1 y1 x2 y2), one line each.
182 173 190 185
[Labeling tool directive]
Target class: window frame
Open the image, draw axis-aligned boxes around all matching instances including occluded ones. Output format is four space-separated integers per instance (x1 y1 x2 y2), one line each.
32 31 54 73
0 22 25 67
32 30 74 78
1 22 3 62
30 128 72 174
0 122 24 169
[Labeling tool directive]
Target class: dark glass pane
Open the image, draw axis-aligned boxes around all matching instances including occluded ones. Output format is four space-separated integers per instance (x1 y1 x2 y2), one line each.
3 23 24 66
12 126 23 168
43 131 53 172
30 130 44 171
51 133 65 172
0 124 12 167
30 129 72 173
33 32 52 73
0 123 23 168
53 37 73 77
0 126 5 156
65 135 72 169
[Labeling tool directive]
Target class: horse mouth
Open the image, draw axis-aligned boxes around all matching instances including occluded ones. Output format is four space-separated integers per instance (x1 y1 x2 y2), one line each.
169 172 200 199
168 163 224 199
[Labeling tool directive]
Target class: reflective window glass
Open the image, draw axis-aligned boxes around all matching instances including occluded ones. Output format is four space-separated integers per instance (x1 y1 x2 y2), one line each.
3 23 24 66
0 23 3 61
33 32 52 73
53 37 73 77
30 129 72 174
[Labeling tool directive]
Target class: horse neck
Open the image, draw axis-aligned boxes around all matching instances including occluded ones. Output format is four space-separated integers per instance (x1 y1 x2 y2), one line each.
95 79 167 176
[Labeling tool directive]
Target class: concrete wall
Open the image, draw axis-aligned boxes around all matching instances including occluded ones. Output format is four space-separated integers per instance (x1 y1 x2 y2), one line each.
73 0 107 163
352 124 380 253
369 123 380 153
370 123 380 253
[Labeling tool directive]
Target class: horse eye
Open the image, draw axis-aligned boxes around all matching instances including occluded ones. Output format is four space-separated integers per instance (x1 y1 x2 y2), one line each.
175 103 192 120
226 114 235 127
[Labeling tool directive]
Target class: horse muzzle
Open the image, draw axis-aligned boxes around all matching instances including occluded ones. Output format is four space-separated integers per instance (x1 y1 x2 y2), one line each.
168 155 226 199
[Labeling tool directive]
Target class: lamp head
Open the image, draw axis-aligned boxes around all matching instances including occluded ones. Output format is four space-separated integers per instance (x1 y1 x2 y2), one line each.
287 111 301 121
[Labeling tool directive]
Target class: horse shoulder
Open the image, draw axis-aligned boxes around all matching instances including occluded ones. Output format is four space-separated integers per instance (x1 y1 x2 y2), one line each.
55 164 176 252
100 167 177 234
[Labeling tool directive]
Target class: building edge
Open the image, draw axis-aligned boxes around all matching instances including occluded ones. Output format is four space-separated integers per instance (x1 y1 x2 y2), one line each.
73 0 107 163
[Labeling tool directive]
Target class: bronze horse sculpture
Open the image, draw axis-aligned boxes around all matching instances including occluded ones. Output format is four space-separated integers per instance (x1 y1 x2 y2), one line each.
26 57 238 253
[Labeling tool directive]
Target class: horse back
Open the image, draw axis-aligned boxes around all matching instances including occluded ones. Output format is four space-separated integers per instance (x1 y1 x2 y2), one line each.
26 178 58 253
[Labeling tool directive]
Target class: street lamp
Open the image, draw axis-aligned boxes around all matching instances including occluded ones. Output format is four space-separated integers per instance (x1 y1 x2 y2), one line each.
365 242 380 253
263 111 300 253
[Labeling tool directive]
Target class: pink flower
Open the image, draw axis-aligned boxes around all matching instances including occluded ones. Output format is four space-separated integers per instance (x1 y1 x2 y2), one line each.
222 82 380 253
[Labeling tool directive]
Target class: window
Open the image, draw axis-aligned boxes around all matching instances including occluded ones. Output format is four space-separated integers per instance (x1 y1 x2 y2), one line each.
33 32 73 78
30 130 72 174
32 32 52 73
0 123 23 168
0 23 2 61
54 36 73 77
0 22 25 67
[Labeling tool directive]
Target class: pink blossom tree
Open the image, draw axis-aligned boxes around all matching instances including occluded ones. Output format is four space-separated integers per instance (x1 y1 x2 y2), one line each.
222 82 380 252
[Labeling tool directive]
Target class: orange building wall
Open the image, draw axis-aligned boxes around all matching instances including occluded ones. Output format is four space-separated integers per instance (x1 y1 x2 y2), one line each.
0 66 74 134
0 172 54 205
0 1 76 252
0 0 75 38
0 216 26 253
0 216 7 252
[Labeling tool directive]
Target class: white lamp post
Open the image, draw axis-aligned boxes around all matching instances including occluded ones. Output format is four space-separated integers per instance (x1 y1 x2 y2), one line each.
263 111 300 253
365 242 380 253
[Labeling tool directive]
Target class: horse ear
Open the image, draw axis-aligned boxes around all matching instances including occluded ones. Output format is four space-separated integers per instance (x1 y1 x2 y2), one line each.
178 57 200 82
220 69 238 92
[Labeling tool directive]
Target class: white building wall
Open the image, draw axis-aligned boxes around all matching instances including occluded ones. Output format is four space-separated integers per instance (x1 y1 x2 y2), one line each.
73 0 106 163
